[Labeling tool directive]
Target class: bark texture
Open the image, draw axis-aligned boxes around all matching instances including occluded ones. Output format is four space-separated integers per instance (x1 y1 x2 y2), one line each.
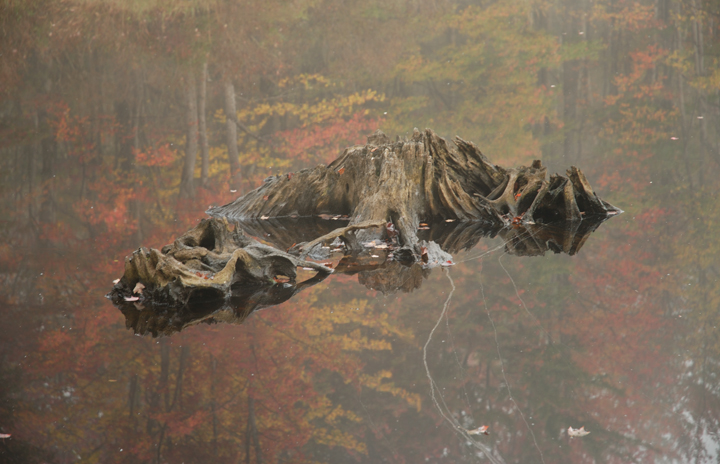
108 218 332 309
208 128 620 258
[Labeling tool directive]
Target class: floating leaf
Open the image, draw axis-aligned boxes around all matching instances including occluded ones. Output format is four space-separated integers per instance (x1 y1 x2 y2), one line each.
421 246 429 264
337 167 345 175
568 426 590 438
0 433 11 439
466 425 489 435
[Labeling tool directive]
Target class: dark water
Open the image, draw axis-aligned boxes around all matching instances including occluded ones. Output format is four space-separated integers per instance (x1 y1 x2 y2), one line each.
2 1 720 463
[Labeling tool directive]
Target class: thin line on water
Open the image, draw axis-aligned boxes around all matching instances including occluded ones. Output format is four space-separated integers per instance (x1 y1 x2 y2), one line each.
443 289 475 415
423 268 505 464
479 257 547 464
423 268 458 427
498 253 557 346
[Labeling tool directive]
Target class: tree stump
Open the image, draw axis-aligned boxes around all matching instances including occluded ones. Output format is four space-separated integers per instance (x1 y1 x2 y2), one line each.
208 128 620 262
109 128 621 333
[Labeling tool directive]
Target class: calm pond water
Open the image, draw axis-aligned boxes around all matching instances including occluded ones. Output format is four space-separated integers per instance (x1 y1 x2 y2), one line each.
2 1 720 463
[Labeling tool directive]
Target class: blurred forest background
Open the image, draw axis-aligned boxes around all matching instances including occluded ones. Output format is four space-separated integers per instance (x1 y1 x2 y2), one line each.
1 0 720 462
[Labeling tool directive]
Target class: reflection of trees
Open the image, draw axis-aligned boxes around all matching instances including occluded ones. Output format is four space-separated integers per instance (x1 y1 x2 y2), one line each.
3 0 720 461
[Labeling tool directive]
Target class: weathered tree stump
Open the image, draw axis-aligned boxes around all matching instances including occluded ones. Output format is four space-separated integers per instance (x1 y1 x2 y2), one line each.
109 128 621 334
207 128 620 262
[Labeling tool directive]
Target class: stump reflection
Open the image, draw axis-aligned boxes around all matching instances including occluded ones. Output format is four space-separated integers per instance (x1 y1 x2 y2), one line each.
113 215 613 336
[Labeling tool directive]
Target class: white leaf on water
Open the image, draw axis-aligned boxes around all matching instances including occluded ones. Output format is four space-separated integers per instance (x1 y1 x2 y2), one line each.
568 426 590 438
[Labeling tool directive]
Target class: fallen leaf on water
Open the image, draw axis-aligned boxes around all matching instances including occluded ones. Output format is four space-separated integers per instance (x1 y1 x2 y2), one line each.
124 296 140 302
568 426 590 438
0 433 11 439
133 282 145 294
371 254 379 258
337 167 345 175
445 218 456 222
230 189 237 193
261 215 270 220
466 425 489 435
112 278 120 284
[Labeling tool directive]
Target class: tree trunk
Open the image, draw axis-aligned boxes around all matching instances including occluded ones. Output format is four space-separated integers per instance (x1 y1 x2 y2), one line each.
224 80 242 190
180 71 199 198
199 62 210 187
37 109 57 225
246 396 263 464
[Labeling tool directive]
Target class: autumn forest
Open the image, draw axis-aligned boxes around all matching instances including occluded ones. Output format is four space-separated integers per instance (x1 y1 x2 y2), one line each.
1 0 720 462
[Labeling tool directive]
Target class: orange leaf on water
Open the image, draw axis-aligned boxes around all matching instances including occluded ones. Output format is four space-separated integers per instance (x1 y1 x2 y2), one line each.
466 425 489 435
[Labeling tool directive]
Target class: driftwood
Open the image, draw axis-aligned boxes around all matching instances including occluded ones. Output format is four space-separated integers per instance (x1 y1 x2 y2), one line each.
109 128 621 335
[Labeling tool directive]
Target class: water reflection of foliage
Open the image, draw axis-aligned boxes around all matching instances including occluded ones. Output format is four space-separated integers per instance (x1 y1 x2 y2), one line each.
8 284 424 463
2 0 720 461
